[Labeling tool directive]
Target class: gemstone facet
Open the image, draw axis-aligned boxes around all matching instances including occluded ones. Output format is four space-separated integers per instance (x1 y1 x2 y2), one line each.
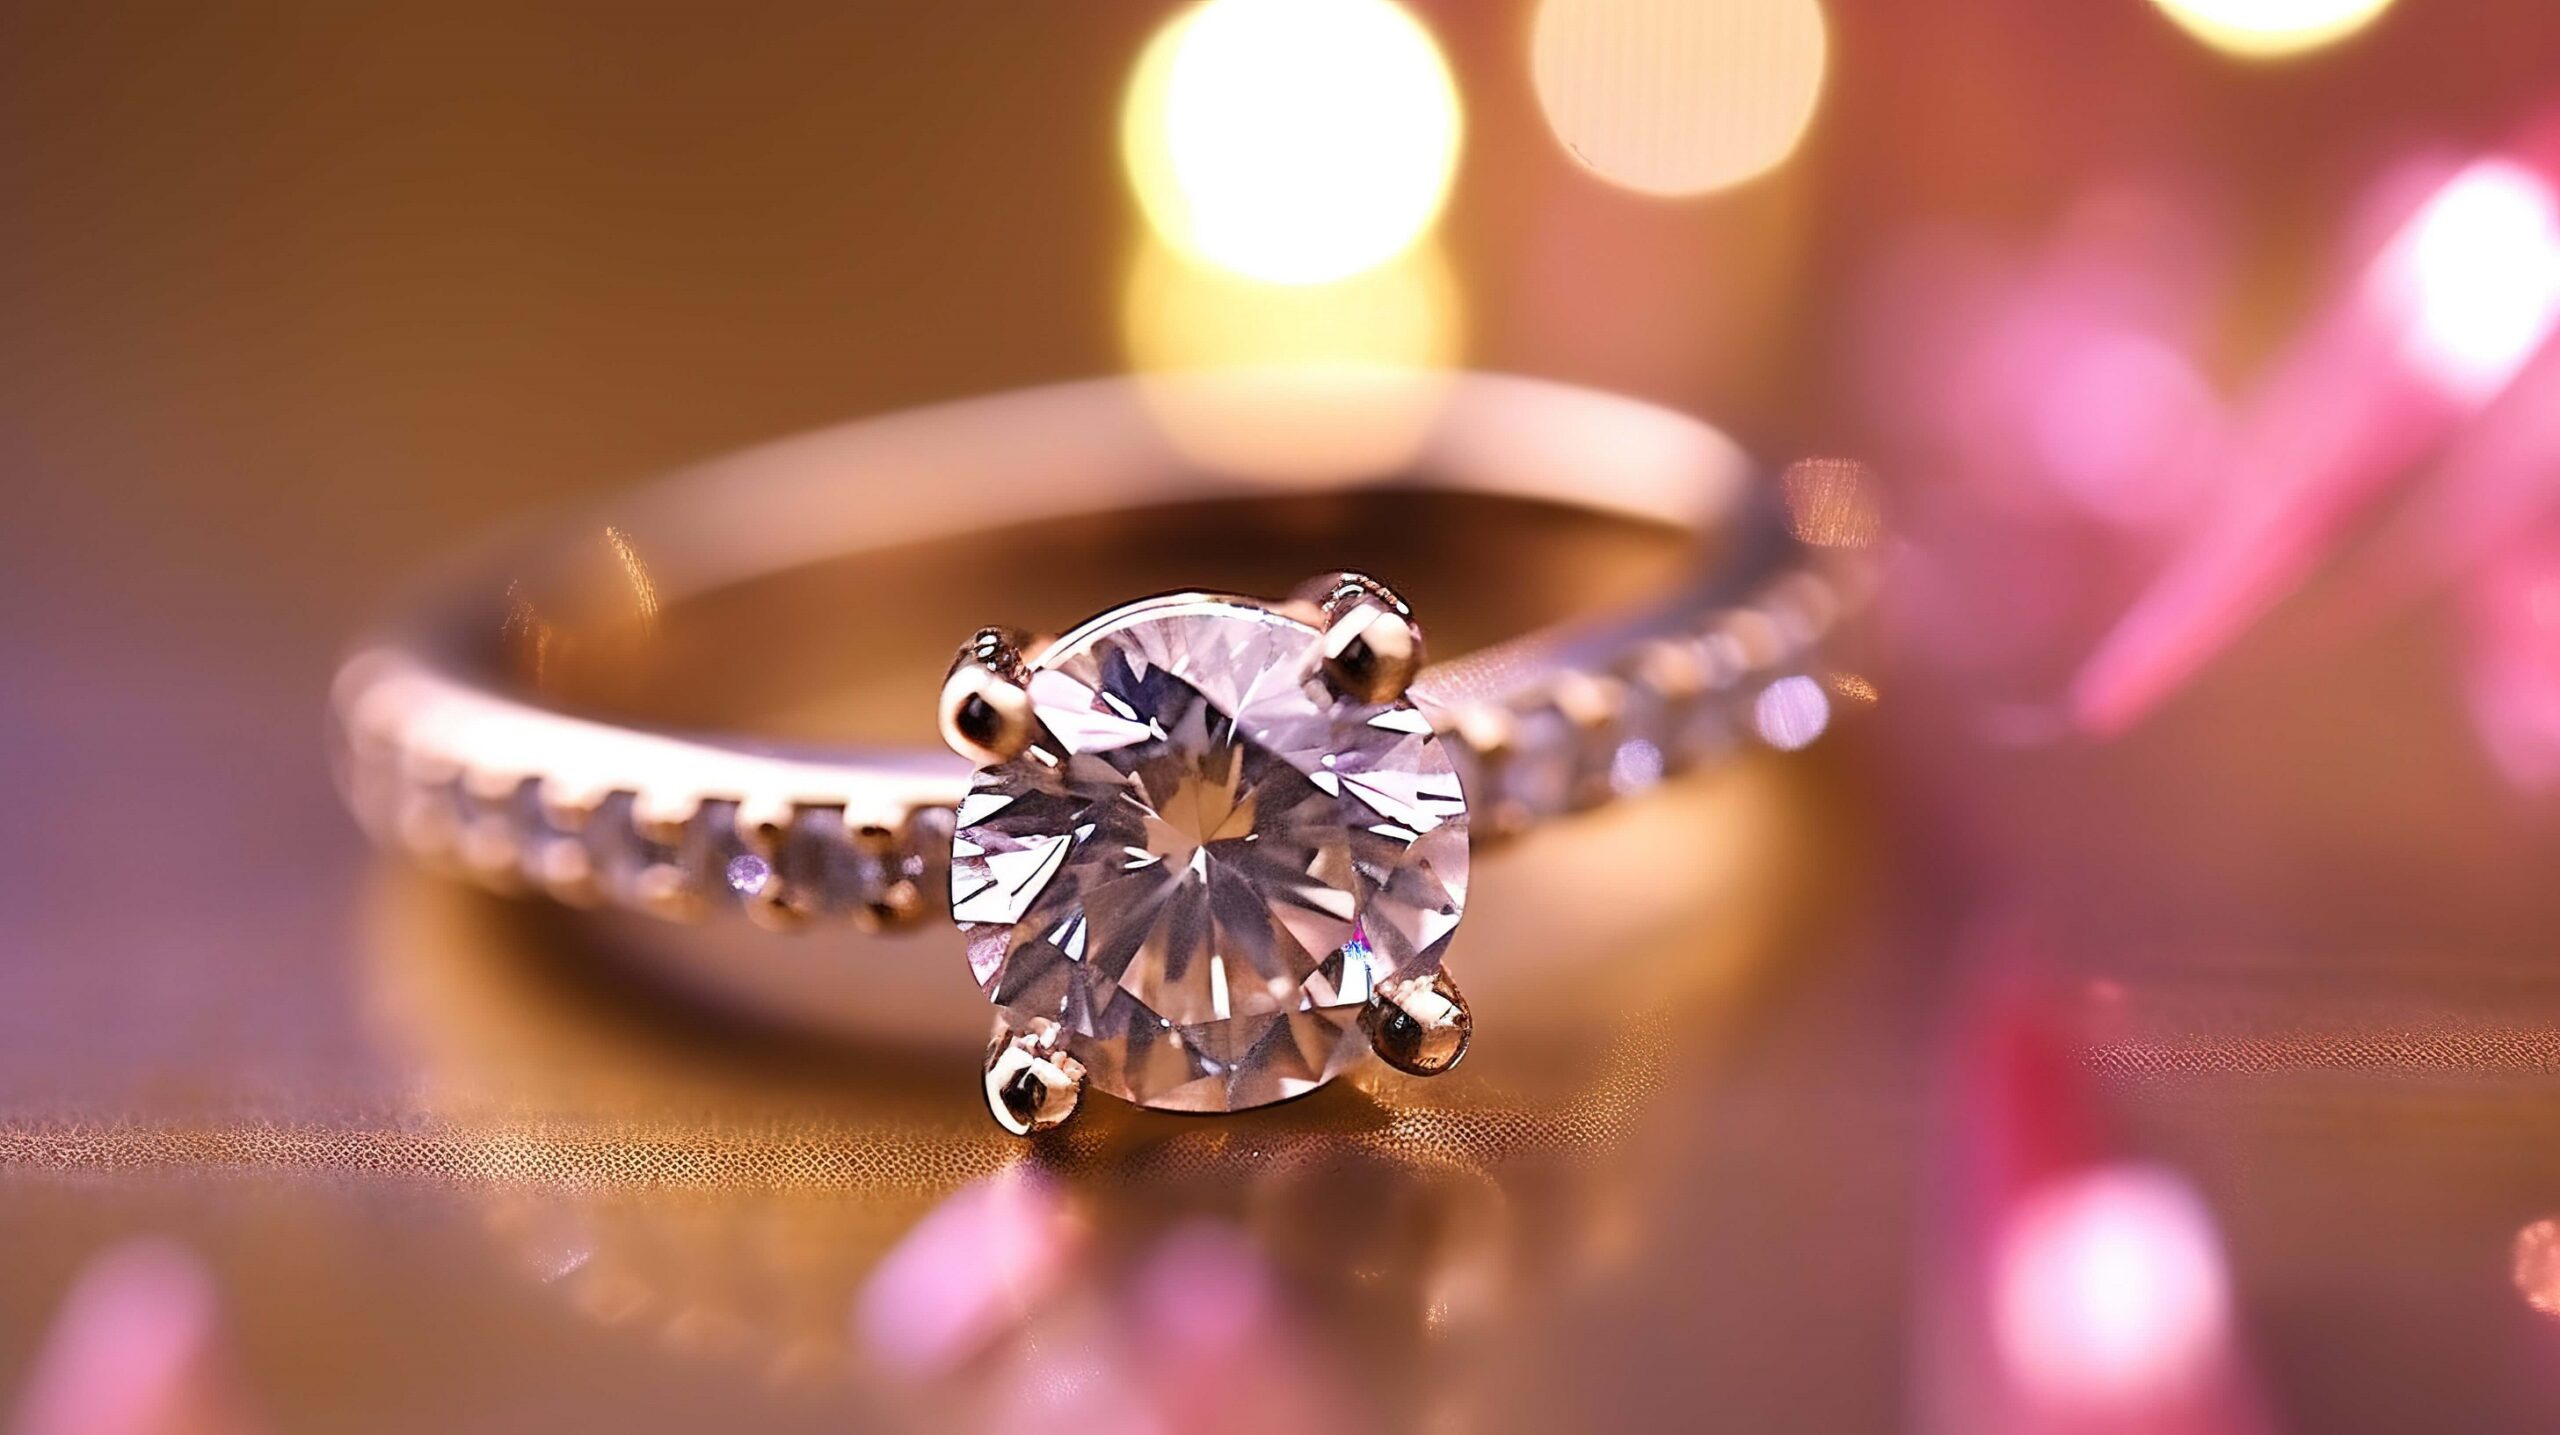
949 593 1470 1112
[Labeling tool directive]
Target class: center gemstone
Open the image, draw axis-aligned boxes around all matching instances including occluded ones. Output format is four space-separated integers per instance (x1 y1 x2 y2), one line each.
949 593 1470 1112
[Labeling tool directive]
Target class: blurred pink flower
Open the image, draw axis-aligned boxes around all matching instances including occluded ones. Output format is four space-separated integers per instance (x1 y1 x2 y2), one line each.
9 1238 263 1435
853 1166 1084 1379
1123 1222 1356 1435
2075 113 2560 737
1852 186 2230 704
1918 954 2271 1435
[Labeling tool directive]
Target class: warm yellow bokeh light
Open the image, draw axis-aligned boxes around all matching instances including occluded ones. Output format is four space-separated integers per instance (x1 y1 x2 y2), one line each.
2147 0 2395 58
1123 238 1461 376
1121 237 1464 478
1531 0 1828 198
1122 0 1463 285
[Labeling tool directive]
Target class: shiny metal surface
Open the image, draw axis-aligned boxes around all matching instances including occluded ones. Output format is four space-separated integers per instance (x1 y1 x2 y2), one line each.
10 2 2560 1432
329 374 1849 935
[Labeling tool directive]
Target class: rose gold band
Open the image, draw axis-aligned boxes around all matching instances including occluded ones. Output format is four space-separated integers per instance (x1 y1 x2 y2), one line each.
330 372 1854 936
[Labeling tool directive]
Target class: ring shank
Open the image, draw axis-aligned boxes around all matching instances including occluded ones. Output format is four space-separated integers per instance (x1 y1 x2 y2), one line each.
331 373 1850 933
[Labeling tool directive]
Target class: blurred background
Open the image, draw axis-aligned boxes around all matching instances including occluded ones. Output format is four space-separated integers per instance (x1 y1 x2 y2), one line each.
11 0 2560 1430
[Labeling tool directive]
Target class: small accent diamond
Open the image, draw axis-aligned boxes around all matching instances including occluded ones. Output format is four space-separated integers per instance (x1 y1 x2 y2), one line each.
724 852 774 897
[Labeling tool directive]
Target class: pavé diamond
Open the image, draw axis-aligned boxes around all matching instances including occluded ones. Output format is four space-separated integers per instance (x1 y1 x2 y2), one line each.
949 594 1469 1112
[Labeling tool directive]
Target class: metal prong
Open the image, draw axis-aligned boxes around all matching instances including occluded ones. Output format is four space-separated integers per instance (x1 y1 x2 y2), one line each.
940 627 1039 766
850 821 933 934
530 836 600 907
742 881 808 932
630 794 695 851
983 1017 1086 1136
1300 572 1424 705
1361 968 1472 1076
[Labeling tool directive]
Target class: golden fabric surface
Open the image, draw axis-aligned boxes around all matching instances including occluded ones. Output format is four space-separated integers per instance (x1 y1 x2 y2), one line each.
13 3 2560 1431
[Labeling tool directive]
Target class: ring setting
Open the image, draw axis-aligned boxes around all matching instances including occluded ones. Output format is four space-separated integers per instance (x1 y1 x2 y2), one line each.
326 378 1856 1148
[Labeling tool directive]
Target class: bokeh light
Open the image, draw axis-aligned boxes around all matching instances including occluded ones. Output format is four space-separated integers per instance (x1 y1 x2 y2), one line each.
1780 457 1883 549
2026 331 2226 528
1123 238 1461 377
1753 675 1831 750
2508 1212 2560 1319
1122 0 1462 285
2513 1218 2560 1316
1121 237 1463 477
1992 1164 2232 1411
1531 0 1828 197
856 1169 1082 1378
2148 0 2396 59
2374 159 2560 404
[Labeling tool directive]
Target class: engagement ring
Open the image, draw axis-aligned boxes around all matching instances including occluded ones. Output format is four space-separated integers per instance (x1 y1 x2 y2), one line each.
331 374 1860 1134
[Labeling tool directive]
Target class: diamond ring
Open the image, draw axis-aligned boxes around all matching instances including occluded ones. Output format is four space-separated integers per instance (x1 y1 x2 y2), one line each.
331 374 1860 1134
